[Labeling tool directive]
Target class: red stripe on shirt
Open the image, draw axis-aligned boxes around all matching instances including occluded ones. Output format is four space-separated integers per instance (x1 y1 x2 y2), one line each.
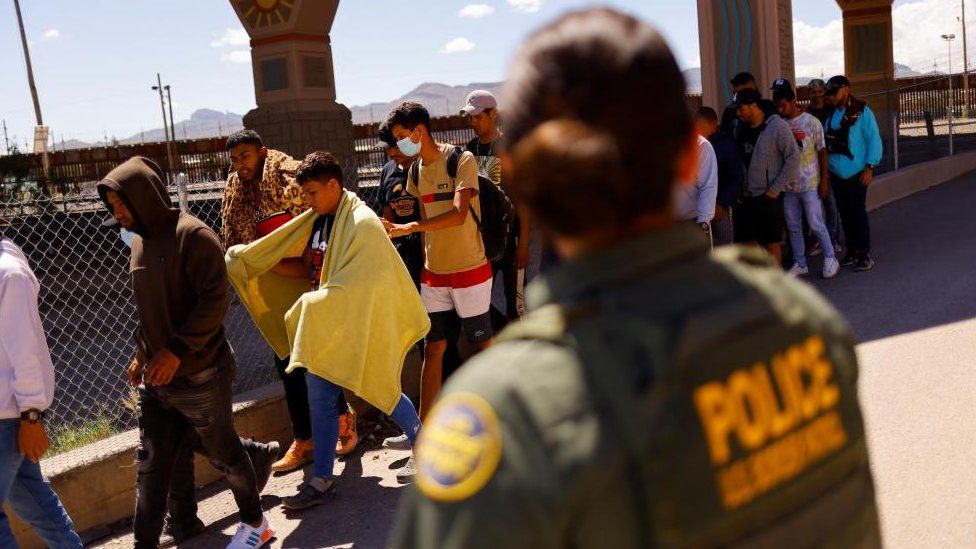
422 263 493 289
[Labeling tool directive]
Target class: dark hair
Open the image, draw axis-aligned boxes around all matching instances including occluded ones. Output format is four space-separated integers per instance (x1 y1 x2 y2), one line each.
225 129 263 151
377 122 397 148
773 88 796 102
503 8 691 236
695 106 719 123
296 151 344 185
386 102 431 133
730 72 756 87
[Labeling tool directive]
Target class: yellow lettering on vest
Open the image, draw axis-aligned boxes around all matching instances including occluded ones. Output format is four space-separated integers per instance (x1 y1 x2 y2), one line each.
771 352 806 427
752 361 797 438
714 411 849 510
784 344 819 421
693 382 736 465
805 336 841 411
728 368 771 452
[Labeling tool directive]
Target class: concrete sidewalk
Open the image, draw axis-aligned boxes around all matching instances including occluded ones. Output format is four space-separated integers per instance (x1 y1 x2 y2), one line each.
93 439 411 549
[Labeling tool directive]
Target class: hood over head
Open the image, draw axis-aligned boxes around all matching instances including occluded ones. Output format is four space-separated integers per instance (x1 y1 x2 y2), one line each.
97 157 177 237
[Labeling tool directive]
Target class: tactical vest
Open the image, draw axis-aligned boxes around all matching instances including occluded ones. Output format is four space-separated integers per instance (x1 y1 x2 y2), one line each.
824 97 867 160
503 247 881 548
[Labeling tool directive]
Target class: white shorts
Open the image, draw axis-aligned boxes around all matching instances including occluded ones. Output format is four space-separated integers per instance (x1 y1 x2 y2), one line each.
420 264 493 318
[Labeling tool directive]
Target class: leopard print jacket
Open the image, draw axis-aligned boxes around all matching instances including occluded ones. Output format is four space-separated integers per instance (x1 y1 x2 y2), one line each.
220 149 310 248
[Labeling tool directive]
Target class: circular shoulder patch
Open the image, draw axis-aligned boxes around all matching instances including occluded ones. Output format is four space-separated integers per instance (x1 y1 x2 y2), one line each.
415 392 502 502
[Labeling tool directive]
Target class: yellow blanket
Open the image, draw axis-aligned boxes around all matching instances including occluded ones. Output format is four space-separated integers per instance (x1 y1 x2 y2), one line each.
226 190 430 414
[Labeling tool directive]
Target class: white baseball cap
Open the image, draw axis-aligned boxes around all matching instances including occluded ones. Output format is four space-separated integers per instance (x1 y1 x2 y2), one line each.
460 90 498 116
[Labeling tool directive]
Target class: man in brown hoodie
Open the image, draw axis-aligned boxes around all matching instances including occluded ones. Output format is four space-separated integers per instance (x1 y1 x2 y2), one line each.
220 129 358 471
99 156 279 549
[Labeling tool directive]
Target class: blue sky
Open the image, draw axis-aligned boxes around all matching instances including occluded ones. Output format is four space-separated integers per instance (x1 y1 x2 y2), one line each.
0 0 947 145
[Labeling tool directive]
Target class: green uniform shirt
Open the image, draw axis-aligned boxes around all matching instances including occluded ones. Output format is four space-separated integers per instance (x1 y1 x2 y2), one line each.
394 225 880 549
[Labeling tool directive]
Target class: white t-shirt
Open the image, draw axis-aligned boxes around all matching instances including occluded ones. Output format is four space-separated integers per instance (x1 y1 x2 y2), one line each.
787 112 826 193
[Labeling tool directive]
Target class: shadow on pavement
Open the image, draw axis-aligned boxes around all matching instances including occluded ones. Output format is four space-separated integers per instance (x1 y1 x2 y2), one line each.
808 173 976 343
280 454 404 549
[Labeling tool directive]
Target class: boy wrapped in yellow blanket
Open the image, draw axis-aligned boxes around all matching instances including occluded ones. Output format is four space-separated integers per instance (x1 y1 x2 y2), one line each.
226 152 429 509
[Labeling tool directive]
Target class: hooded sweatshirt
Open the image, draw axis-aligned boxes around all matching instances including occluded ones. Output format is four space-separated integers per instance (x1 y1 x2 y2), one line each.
98 157 232 379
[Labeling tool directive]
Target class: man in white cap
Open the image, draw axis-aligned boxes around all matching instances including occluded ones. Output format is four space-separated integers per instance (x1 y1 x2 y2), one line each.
460 90 535 326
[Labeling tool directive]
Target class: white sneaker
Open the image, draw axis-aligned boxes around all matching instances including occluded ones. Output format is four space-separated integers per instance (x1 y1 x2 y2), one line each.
823 257 840 279
383 433 411 450
787 264 809 277
226 516 274 549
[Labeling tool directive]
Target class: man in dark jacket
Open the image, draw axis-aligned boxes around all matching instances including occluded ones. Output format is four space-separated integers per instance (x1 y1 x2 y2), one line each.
731 88 800 263
696 106 744 245
98 157 279 549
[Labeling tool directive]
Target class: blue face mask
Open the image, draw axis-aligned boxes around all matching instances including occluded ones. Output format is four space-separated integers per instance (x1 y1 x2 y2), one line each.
396 130 422 157
120 228 136 248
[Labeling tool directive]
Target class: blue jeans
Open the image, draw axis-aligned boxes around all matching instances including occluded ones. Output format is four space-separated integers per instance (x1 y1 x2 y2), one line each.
823 183 844 246
0 419 83 549
307 374 421 479
785 190 836 268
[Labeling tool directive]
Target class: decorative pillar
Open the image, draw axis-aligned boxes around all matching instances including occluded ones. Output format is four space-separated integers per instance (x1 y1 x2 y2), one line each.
697 0 795 111
228 0 357 186
836 0 897 167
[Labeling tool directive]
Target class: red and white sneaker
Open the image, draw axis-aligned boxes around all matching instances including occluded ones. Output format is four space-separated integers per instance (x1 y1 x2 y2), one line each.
226 516 275 549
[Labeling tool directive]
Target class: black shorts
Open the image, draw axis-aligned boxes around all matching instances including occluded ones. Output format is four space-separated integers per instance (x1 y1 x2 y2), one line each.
428 311 493 345
734 195 785 245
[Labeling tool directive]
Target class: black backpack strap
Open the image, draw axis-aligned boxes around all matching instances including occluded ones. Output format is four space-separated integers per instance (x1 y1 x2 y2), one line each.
446 146 463 179
446 146 483 231
409 159 420 190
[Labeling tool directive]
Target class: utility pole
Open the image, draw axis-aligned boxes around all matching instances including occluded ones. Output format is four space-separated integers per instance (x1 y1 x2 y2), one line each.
153 74 177 186
163 84 187 210
165 85 177 146
2 120 9 155
13 0 50 177
962 0 971 117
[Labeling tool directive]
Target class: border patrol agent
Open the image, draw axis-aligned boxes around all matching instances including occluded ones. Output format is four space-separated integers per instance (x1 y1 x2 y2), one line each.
393 7 881 549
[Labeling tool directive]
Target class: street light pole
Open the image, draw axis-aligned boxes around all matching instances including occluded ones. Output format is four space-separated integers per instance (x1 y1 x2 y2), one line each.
943 33 956 156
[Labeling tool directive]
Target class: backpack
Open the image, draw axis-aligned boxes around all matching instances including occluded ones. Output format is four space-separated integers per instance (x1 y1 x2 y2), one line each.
411 146 517 264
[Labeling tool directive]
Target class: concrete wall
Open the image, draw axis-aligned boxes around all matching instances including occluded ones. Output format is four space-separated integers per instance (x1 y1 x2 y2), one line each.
867 150 976 211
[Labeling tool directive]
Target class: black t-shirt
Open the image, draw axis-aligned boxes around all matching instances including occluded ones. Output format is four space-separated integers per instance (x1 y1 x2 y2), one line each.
378 160 420 225
306 215 334 291
738 121 766 169
806 105 834 128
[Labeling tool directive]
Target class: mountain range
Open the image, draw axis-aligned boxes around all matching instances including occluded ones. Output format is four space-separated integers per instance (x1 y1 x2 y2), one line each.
58 63 926 150
56 109 243 150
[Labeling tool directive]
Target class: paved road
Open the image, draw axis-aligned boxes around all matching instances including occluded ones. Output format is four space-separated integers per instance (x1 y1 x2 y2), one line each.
91 173 976 548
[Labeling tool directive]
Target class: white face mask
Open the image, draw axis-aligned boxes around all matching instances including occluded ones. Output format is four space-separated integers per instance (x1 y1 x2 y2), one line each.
120 228 136 248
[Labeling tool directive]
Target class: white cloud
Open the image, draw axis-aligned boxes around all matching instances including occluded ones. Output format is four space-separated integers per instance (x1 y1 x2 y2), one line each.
221 50 250 64
440 37 476 54
794 0 970 79
211 28 249 48
42 29 59 41
892 0 966 73
508 0 541 13
460 4 495 18
793 19 844 79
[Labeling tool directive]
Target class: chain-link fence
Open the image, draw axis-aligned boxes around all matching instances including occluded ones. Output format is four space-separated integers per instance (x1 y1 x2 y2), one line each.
0 188 279 453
